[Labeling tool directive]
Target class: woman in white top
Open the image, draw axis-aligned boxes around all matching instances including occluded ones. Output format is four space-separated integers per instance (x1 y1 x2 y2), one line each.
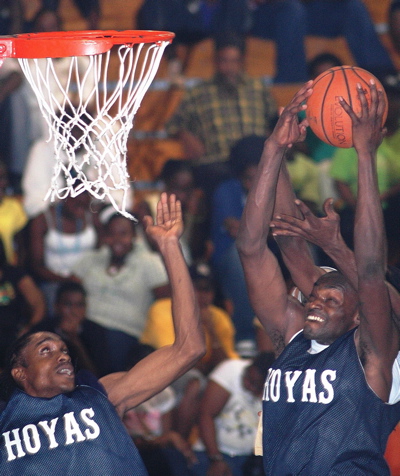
29 191 100 314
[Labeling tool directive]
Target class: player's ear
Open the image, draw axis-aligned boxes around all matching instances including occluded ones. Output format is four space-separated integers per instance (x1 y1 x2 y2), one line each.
353 312 360 325
11 367 27 385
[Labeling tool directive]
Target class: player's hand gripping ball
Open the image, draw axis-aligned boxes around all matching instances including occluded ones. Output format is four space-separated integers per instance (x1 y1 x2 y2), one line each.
306 66 388 148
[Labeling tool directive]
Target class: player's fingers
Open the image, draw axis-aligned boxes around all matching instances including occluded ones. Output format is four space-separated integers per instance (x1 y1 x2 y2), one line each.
294 199 314 218
322 197 337 217
338 96 356 119
273 214 305 228
377 88 387 118
160 192 170 222
168 193 177 221
142 215 154 230
356 82 369 114
175 198 182 221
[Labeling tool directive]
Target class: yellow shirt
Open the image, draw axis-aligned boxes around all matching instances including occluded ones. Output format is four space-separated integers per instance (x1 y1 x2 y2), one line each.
142 298 238 364
0 197 27 264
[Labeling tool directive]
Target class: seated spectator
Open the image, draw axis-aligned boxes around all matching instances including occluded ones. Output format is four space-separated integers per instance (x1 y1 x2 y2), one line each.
136 0 248 82
26 0 101 31
191 352 275 476
142 262 237 374
210 135 263 349
248 0 396 83
29 191 100 313
123 344 197 476
330 79 400 251
134 159 208 262
72 209 170 375
142 261 238 439
165 32 277 196
0 56 24 193
285 145 321 215
31 280 99 377
389 0 400 55
0 238 45 368
0 160 27 265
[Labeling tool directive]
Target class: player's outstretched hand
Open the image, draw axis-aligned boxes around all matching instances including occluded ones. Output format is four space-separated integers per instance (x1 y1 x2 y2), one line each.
339 80 387 155
269 80 313 148
143 192 183 248
271 198 342 250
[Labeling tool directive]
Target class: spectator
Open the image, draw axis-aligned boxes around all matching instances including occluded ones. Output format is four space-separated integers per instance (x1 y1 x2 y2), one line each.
136 0 249 82
0 237 45 369
247 0 396 83
389 0 400 56
0 58 24 193
142 261 238 439
191 352 275 476
285 145 321 214
134 159 208 263
72 208 170 375
26 0 101 31
330 79 400 251
0 0 23 34
123 344 197 476
0 161 27 265
210 135 262 349
31 280 99 377
165 32 277 195
142 262 237 375
29 192 100 313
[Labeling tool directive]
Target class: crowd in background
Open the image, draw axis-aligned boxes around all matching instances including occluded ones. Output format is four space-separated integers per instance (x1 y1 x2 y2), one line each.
1 1 400 475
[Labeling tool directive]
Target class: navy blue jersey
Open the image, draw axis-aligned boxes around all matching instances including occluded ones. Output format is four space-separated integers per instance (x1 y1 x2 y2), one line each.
262 328 400 475
0 374 148 475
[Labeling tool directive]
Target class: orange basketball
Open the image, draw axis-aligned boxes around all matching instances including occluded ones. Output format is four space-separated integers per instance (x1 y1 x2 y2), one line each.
306 66 388 148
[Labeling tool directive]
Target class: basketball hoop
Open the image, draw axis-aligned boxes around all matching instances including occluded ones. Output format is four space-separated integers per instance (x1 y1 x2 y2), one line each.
0 30 174 219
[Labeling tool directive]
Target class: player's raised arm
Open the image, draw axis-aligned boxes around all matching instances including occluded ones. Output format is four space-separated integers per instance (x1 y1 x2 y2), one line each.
100 193 205 415
236 81 313 351
341 81 399 401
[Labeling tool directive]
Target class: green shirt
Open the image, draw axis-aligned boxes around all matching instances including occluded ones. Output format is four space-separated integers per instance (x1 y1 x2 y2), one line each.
330 129 400 205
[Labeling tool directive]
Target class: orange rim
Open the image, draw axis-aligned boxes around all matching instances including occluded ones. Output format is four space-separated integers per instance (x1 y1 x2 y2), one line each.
0 30 174 58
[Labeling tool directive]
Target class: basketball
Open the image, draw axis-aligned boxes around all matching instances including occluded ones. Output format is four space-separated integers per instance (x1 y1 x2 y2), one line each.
306 66 388 148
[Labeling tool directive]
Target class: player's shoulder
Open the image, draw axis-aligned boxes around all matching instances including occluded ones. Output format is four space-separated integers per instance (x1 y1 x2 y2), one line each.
76 370 107 397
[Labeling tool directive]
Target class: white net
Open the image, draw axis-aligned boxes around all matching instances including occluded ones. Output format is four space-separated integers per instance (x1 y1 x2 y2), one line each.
18 40 170 219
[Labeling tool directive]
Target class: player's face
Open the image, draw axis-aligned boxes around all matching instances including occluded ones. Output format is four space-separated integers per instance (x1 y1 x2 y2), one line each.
12 332 75 398
303 283 358 345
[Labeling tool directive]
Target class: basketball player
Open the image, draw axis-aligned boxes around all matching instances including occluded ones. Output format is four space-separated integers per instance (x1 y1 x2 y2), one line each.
0 193 205 475
236 81 400 474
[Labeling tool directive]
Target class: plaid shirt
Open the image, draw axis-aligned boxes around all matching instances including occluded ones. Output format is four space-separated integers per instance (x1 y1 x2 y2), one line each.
166 74 277 164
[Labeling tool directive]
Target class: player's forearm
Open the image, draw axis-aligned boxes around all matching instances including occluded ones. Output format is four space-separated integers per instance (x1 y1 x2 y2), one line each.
354 150 386 277
159 236 204 361
274 161 320 296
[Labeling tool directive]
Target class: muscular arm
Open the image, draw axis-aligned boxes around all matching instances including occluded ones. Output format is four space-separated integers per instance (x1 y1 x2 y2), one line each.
236 82 312 351
274 160 324 298
100 194 205 416
345 83 399 401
